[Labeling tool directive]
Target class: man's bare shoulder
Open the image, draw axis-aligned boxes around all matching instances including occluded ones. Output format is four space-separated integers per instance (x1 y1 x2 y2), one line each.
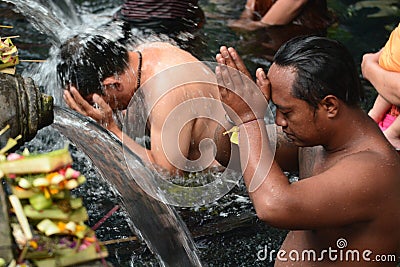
327 145 400 189
344 144 399 167
299 142 400 191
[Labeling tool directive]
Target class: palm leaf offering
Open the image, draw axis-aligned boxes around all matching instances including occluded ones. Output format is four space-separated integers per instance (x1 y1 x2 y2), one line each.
0 125 21 161
0 36 19 74
0 127 109 266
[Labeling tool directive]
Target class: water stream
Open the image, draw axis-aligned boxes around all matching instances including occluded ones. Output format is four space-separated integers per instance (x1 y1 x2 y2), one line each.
52 107 203 267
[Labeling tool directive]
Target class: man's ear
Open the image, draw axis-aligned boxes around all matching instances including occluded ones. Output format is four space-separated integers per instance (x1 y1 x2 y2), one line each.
320 95 339 118
103 77 122 91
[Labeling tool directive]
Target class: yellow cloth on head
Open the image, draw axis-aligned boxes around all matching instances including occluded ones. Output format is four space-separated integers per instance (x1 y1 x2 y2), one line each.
379 23 400 72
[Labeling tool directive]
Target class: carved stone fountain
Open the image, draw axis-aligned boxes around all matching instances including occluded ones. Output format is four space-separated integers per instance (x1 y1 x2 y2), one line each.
0 72 53 148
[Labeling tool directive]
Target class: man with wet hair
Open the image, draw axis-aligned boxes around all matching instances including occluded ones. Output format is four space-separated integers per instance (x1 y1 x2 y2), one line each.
58 34 230 174
216 36 400 266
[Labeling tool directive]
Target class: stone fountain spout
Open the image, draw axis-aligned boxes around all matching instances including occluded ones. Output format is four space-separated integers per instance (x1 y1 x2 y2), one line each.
0 72 53 149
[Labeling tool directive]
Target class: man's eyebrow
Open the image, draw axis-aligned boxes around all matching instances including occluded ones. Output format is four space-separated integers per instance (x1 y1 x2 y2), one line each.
273 103 290 110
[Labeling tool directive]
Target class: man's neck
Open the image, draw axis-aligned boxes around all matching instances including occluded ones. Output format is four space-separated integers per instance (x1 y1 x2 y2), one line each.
322 107 371 155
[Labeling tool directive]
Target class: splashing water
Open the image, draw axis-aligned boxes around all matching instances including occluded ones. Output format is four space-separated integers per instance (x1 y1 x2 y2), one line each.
3 0 127 106
3 0 78 45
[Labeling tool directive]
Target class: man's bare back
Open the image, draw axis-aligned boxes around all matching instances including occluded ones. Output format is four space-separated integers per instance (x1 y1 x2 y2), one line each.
61 37 228 173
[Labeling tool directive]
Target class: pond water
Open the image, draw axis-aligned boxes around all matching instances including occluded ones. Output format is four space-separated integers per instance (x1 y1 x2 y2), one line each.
0 0 399 266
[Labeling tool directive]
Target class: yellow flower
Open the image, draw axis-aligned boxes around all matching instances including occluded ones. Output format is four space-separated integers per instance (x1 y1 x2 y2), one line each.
223 126 239 145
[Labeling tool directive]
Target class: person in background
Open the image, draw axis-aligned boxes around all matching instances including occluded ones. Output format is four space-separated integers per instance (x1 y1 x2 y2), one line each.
226 0 335 63
229 0 334 31
113 0 205 52
57 34 231 175
363 23 400 149
215 36 400 266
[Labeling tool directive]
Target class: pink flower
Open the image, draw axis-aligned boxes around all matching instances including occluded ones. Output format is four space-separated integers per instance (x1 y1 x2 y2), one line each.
7 153 23 161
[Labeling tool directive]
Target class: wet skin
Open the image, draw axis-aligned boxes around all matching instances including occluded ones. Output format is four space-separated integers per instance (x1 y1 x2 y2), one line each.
64 42 230 174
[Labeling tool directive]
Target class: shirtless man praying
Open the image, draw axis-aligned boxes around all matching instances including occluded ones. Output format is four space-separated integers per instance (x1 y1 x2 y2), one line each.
215 36 400 266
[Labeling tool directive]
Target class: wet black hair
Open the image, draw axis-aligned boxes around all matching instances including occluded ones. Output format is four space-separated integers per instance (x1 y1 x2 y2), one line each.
273 35 364 108
57 34 130 98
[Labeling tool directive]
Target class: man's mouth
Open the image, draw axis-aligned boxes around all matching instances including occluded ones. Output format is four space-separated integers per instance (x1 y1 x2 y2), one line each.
283 131 294 141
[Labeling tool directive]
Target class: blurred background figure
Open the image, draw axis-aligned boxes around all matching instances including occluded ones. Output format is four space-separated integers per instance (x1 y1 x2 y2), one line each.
229 0 334 31
113 0 205 53
227 0 336 64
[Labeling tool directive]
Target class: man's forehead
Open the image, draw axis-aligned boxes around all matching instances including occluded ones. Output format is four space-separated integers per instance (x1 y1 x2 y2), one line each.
267 64 296 102
267 64 296 81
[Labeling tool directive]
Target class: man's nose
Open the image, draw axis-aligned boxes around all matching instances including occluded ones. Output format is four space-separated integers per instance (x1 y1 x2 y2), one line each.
275 112 287 127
